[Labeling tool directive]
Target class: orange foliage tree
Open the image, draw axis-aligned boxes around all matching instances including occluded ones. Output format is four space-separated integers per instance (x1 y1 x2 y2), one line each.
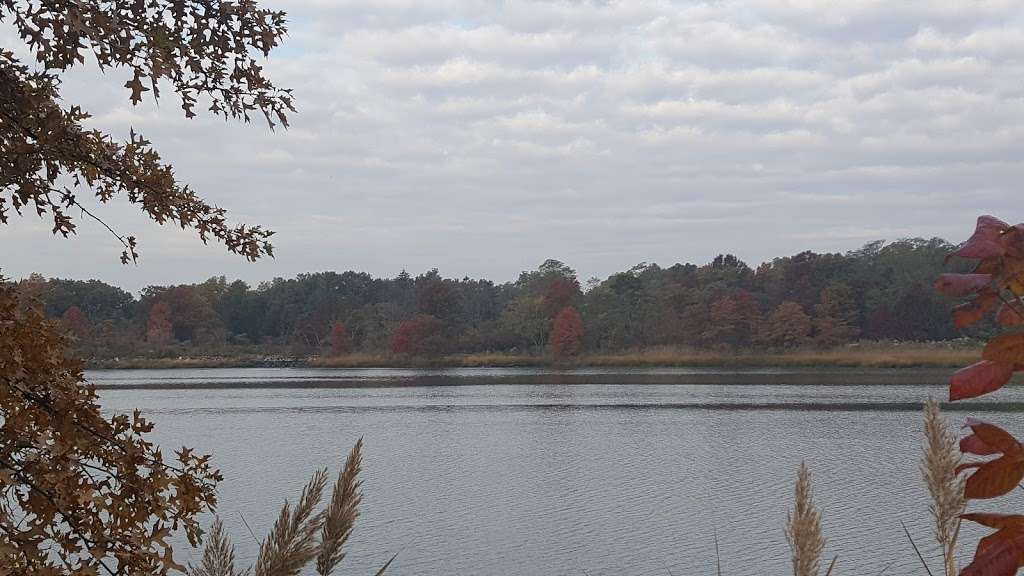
0 0 293 571
936 215 1024 574
550 306 584 357
0 285 222 574
812 285 860 347
756 301 811 348
703 290 760 348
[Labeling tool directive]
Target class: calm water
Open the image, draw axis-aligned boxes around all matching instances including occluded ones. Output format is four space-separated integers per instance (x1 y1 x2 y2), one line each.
89 367 1024 576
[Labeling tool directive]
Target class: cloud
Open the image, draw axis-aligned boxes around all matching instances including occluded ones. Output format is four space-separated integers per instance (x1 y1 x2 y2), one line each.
3 0 1024 291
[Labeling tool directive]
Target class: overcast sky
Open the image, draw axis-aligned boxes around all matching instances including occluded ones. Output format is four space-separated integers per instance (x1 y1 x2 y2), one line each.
3 0 1024 292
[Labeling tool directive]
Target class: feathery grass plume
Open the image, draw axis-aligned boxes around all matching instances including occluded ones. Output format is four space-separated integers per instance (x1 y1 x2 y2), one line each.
189 517 248 576
253 468 329 576
316 438 365 576
786 462 825 576
922 398 965 576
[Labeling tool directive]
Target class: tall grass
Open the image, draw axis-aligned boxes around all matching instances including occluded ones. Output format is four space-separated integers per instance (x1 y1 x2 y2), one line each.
188 439 393 576
922 398 965 576
786 462 828 576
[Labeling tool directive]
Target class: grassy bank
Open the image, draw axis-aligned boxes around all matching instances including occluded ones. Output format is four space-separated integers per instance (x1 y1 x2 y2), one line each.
85 342 981 370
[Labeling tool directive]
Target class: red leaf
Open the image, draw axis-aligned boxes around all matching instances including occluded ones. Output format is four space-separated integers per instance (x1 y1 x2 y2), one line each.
954 303 985 329
953 290 999 328
936 273 993 297
979 215 1012 230
1003 224 1024 259
950 361 1016 401
964 418 1024 455
950 216 1010 261
961 530 1024 576
963 513 1024 531
962 434 1002 456
997 301 1024 327
984 334 1024 366
963 454 1024 499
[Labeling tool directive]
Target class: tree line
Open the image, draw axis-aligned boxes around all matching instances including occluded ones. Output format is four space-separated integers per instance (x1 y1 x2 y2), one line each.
10 237 979 359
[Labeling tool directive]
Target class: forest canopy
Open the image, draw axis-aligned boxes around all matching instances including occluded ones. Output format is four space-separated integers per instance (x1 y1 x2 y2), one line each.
8 237 981 359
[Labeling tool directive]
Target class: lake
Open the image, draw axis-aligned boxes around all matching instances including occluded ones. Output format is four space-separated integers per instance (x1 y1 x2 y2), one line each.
89 367 1024 576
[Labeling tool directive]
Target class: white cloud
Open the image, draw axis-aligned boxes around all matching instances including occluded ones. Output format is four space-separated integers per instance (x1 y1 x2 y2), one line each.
3 0 1024 290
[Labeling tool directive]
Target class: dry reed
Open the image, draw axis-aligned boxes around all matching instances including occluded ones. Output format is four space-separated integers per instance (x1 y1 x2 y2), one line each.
253 468 328 576
922 398 965 576
786 462 825 576
188 518 246 576
317 438 364 575
188 440 391 576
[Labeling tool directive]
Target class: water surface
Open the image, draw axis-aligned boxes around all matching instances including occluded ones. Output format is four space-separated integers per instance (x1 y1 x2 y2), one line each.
91 367 1024 576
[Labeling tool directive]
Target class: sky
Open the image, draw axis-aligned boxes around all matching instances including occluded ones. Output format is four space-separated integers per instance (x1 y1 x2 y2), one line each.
3 0 1024 293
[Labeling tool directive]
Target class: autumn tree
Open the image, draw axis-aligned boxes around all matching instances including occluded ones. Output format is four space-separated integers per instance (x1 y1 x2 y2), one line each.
550 306 584 357
0 0 294 572
496 260 581 350
146 300 174 345
60 305 91 340
143 285 224 344
542 277 580 318
391 315 447 357
330 322 349 356
756 301 811 348
702 290 760 348
1 283 222 574
812 284 860 347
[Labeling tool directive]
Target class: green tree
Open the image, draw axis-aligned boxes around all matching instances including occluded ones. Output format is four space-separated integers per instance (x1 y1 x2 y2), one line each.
500 295 549 350
415 269 461 319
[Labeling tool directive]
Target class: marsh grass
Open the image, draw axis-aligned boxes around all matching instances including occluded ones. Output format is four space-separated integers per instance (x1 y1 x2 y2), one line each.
313 342 982 369
100 341 982 369
189 439 392 576
921 399 965 576
786 463 827 576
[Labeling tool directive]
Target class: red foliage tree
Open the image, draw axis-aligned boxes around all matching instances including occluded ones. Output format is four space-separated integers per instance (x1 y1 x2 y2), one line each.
542 277 580 318
146 301 173 344
550 306 584 357
390 315 446 357
330 322 349 356
60 305 91 339
938 216 1024 574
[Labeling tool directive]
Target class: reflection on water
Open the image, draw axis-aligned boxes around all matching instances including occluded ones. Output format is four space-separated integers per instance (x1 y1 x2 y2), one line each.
91 368 1024 576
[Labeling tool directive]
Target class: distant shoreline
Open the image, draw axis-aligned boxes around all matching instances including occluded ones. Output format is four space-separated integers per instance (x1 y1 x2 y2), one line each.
82 342 980 370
